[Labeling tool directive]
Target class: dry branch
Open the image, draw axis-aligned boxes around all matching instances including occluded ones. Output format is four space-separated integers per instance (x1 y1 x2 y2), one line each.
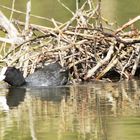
115 16 140 34
85 45 114 79
0 11 24 44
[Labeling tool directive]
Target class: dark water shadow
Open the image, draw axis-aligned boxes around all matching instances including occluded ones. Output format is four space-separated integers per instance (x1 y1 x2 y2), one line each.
27 86 70 102
6 88 26 108
6 86 70 109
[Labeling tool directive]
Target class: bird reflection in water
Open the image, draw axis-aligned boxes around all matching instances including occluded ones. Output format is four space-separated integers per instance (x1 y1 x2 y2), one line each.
2 87 70 110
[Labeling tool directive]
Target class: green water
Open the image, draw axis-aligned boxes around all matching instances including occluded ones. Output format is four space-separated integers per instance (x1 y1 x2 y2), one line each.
0 80 140 140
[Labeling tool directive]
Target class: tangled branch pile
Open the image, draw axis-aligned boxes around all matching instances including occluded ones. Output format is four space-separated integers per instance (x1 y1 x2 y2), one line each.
0 0 140 83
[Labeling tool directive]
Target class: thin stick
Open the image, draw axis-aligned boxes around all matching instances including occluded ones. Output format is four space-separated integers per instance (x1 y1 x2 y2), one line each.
131 46 140 76
10 0 15 21
115 16 140 34
58 0 74 15
25 0 31 31
0 4 62 24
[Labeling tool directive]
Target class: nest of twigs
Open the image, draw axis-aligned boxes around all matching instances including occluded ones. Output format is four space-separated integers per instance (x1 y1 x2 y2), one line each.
0 0 140 83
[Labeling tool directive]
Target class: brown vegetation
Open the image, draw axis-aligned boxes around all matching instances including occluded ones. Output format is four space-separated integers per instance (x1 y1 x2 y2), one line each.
0 0 140 83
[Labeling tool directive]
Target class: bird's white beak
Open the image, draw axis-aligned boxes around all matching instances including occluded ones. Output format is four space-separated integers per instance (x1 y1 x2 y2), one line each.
0 67 7 81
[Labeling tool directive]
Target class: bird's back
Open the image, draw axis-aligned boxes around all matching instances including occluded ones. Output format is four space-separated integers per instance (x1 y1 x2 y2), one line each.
26 62 68 87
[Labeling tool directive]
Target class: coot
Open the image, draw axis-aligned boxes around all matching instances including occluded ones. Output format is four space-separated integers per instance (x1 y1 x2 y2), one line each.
0 62 68 87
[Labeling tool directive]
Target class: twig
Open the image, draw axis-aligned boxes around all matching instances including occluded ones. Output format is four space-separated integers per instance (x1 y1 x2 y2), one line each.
24 0 31 31
115 16 140 34
10 0 15 21
0 11 24 44
57 0 74 15
131 45 140 76
0 4 62 25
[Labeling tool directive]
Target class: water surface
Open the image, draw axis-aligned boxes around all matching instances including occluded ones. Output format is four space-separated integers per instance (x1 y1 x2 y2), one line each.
0 80 140 140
